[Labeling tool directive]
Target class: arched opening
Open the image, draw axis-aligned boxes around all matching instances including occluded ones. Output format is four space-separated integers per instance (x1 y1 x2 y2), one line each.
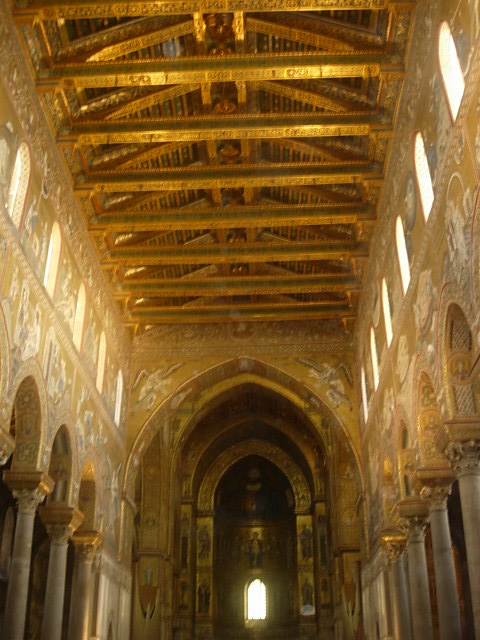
129 369 362 640
48 425 72 503
78 462 97 530
213 455 296 632
246 578 267 621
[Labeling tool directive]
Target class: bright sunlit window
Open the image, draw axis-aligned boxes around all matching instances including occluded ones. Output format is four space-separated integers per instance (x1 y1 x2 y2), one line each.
44 222 62 298
381 278 393 346
114 370 123 426
361 367 368 424
439 21 464 121
8 142 30 228
370 327 379 390
414 132 434 221
247 579 266 621
395 215 410 295
96 331 106 392
73 283 86 349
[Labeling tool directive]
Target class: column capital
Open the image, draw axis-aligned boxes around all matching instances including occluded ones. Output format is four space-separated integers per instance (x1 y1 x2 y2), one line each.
379 527 407 561
39 503 84 543
412 467 454 511
0 428 15 466
436 419 480 475
72 530 104 562
394 497 429 542
3 470 54 514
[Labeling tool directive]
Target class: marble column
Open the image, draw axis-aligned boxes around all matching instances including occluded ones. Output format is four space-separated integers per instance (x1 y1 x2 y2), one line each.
2 470 54 640
68 530 104 640
397 498 434 640
413 468 462 640
380 528 412 640
438 421 480 640
39 504 84 640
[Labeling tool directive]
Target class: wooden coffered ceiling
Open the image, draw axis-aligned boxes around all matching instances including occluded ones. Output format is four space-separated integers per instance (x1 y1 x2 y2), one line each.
12 0 414 336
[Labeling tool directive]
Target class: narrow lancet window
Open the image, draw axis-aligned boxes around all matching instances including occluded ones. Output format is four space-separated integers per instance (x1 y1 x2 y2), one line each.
439 21 464 121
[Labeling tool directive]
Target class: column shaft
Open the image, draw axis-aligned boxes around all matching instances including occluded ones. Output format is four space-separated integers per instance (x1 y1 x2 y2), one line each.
458 470 480 640
406 536 434 640
429 507 462 640
69 556 94 640
390 557 412 640
40 540 68 640
4 509 36 640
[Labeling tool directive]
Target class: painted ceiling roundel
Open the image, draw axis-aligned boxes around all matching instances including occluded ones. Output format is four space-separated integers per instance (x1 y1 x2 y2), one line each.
13 0 413 337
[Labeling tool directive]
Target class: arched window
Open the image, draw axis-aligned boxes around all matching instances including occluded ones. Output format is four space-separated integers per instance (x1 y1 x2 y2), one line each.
360 367 369 424
381 278 393 346
439 21 464 121
73 284 86 350
370 327 379 390
114 370 123 426
246 579 266 621
7 142 30 228
44 221 62 298
395 216 410 294
96 331 106 392
414 132 434 221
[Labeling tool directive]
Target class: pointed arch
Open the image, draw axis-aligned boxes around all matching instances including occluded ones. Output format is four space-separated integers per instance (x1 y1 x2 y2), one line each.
124 358 363 499
47 425 73 503
78 461 98 530
197 439 311 514
10 366 47 470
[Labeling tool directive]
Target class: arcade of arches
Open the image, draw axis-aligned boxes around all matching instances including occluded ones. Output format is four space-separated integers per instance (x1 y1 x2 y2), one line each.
1 0 480 639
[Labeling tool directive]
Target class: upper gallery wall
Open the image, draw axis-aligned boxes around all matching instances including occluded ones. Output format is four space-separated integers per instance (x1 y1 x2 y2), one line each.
354 0 480 556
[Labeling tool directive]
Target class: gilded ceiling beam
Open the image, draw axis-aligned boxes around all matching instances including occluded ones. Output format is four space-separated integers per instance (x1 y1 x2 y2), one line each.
253 80 349 113
245 17 357 52
14 0 389 21
123 303 357 324
101 240 369 264
111 274 362 296
75 163 381 192
36 53 401 89
105 84 200 120
90 203 376 231
60 113 386 145
86 20 193 62
51 16 183 60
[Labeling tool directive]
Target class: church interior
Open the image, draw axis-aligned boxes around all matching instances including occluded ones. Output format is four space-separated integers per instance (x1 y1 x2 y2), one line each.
0 0 479 638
